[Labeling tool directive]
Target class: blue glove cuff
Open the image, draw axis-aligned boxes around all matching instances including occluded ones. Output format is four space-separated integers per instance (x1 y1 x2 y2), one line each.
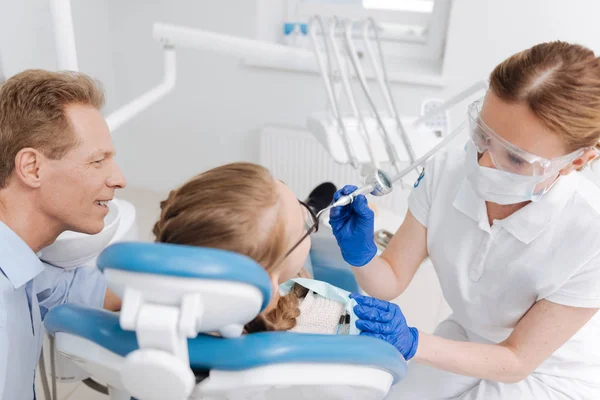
404 327 419 361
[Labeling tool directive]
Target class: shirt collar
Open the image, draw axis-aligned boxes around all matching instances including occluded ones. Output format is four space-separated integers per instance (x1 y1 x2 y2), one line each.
453 173 579 244
453 179 489 231
0 220 45 289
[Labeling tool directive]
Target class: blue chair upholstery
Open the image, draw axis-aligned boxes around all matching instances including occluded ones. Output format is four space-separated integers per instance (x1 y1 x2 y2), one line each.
98 242 273 310
45 304 407 384
311 264 359 293
309 232 359 293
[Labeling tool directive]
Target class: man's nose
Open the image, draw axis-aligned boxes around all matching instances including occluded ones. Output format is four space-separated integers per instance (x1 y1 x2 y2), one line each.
107 161 127 189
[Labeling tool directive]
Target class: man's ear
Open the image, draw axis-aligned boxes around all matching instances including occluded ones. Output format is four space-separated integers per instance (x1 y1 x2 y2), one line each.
560 148 598 176
14 148 43 188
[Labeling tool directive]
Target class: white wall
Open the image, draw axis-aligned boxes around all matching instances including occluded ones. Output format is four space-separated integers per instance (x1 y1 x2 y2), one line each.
0 0 57 75
102 0 439 191
0 0 118 109
1 0 599 190
106 0 325 190
104 0 600 191
69 1 119 112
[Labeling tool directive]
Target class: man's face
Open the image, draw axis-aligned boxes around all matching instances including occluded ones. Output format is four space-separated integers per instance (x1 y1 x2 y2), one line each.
39 104 126 234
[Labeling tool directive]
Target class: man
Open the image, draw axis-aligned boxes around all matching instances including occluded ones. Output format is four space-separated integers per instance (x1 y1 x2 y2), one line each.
0 70 126 399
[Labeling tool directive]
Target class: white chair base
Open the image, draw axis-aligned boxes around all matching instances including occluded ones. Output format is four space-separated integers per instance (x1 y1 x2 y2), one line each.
55 333 394 400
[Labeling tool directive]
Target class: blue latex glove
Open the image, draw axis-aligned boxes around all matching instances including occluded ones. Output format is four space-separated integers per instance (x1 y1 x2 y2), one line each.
329 185 377 267
350 293 419 361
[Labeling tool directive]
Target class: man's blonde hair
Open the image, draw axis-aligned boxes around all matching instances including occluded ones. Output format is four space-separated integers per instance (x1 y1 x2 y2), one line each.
0 69 105 188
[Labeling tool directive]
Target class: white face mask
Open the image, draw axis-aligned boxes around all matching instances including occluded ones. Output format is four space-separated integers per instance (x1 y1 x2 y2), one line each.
464 141 558 205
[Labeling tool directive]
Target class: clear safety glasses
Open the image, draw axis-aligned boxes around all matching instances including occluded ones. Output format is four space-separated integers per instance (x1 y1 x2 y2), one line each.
467 99 585 177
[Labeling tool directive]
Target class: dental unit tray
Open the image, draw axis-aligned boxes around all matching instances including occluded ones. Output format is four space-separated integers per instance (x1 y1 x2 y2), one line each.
308 112 444 165
306 15 487 180
44 242 407 400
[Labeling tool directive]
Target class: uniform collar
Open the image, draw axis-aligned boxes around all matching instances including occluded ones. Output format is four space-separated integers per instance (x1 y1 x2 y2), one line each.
453 173 579 244
0 220 45 289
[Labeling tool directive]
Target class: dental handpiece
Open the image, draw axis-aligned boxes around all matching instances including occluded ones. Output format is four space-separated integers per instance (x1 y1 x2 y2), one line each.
316 169 393 219
316 184 375 219
330 184 375 208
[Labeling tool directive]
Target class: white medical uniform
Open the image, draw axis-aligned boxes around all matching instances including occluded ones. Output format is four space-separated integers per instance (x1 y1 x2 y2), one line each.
387 148 600 399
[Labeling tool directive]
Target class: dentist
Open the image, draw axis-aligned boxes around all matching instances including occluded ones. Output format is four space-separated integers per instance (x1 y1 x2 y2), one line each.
332 42 600 399
0 70 126 399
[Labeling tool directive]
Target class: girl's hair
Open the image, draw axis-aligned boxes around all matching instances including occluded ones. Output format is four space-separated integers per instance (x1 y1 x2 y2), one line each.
152 162 307 332
489 41 600 158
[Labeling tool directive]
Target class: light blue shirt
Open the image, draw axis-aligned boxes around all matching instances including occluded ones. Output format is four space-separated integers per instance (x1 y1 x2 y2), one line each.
0 221 107 400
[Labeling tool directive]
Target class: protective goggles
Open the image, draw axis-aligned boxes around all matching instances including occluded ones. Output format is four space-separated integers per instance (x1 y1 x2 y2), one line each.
467 99 585 177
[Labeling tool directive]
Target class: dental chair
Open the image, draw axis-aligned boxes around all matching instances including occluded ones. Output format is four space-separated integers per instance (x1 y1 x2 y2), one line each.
38 198 139 389
44 242 407 400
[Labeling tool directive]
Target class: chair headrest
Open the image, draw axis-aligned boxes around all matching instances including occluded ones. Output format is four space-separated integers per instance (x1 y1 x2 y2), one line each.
38 200 121 268
98 242 272 310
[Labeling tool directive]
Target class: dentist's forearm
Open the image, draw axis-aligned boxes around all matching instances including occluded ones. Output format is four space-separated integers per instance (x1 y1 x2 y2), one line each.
353 211 428 300
415 333 526 383
411 298 598 385
352 256 410 300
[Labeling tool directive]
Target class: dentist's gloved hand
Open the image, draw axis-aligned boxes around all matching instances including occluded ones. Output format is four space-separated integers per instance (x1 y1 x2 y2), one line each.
329 185 377 267
351 293 419 361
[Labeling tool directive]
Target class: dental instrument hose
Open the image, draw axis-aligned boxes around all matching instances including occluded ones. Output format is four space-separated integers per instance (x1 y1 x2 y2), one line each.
329 121 467 209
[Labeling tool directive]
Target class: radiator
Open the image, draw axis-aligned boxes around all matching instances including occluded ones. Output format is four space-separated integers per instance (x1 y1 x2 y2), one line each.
259 125 413 216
